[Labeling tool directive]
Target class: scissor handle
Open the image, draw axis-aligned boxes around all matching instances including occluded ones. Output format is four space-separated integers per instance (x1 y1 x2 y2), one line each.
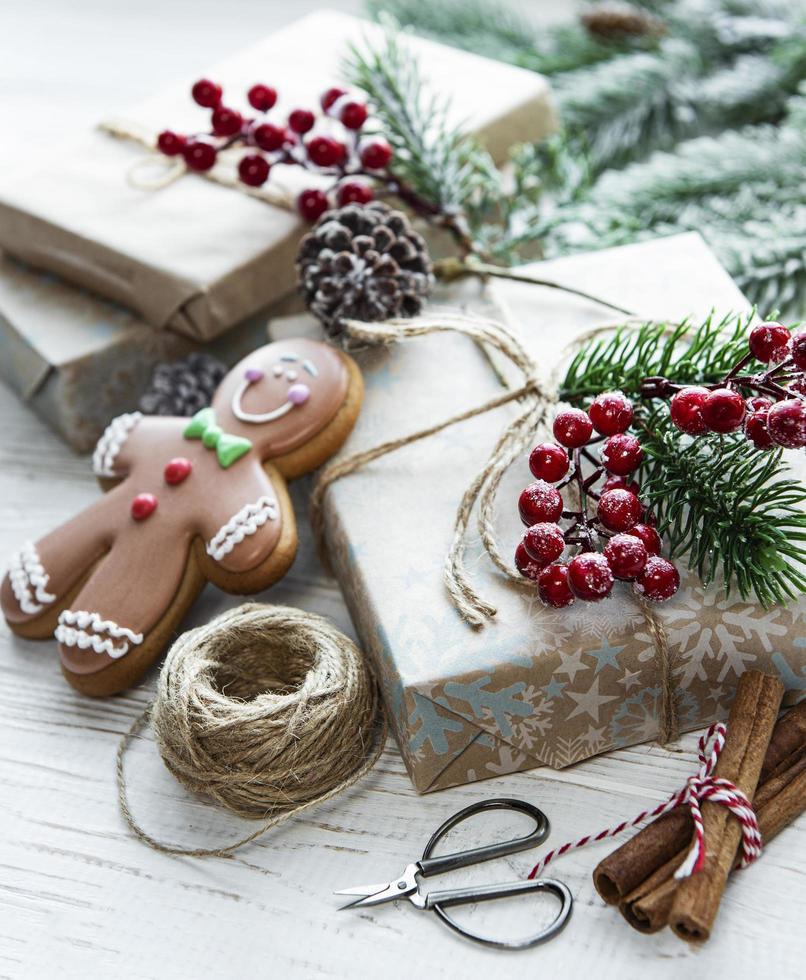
425 878 573 950
418 798 550 877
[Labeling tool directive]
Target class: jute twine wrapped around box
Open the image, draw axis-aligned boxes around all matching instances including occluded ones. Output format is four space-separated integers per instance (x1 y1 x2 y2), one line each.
309 311 680 743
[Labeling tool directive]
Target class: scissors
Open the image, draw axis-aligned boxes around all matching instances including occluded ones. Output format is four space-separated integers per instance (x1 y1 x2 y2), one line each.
336 798 572 950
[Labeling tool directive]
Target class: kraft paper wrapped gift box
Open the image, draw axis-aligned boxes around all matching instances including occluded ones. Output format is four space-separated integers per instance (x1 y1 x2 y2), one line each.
274 232 806 793
0 255 301 453
0 10 556 343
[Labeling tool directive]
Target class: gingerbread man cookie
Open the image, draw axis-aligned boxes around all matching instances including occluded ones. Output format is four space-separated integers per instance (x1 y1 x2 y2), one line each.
1 338 362 696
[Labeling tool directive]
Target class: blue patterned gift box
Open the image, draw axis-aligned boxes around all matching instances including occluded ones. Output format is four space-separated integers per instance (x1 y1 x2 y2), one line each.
282 233 806 793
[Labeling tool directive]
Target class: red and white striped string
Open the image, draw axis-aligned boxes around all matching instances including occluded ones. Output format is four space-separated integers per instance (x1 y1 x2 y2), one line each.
527 722 763 882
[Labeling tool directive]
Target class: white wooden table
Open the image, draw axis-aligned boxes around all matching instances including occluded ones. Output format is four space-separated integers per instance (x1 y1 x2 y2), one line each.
1 2 804 977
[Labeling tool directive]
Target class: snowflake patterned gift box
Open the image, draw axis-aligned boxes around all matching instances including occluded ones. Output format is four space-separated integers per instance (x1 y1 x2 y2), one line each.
310 232 806 793
0 10 555 344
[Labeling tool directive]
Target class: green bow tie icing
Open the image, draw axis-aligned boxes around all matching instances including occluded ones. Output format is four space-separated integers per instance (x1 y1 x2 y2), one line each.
184 408 252 468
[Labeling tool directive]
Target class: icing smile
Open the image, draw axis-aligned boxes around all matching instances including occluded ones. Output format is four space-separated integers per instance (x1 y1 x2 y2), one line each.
232 358 315 424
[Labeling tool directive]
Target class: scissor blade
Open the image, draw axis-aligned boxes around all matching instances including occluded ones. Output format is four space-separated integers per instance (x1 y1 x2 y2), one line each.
336 882 405 910
334 881 394 899
336 863 419 910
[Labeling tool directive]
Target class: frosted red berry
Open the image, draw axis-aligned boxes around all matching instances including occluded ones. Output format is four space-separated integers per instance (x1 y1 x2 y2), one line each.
321 86 347 112
748 321 791 364
253 122 285 152
553 408 593 448
537 563 575 608
597 488 642 532
131 493 158 521
238 154 270 187
670 386 710 435
515 541 543 581
519 481 563 526
588 391 633 436
791 330 806 371
529 443 569 483
767 398 806 448
702 387 745 433
183 140 217 172
360 139 393 170
522 522 565 566
288 108 315 134
247 83 277 112
746 396 773 414
340 100 368 130
626 523 661 555
337 181 374 206
157 130 186 156
567 552 614 601
601 433 643 475
297 188 329 222
634 556 679 602
745 411 774 450
601 475 640 495
307 136 346 168
191 78 222 108
604 533 648 580
211 106 243 137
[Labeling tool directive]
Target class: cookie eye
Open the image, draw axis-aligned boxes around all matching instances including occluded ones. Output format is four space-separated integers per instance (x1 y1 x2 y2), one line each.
272 364 284 378
285 369 298 381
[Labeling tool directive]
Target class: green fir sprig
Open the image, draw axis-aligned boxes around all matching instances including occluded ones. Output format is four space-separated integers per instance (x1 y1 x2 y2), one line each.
559 312 749 403
560 313 806 606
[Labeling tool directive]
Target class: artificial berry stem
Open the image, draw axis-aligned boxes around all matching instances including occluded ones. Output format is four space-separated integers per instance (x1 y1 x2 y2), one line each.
659 321 806 450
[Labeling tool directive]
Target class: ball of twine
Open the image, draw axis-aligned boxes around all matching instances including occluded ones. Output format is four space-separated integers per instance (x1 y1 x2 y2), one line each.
117 603 385 857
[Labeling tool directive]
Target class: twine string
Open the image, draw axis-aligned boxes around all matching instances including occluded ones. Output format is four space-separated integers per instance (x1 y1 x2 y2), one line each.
116 603 386 857
526 722 761 881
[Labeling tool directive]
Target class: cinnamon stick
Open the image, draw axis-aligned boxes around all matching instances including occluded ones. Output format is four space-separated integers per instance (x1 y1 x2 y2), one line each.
593 696 806 910
668 670 783 942
621 751 806 933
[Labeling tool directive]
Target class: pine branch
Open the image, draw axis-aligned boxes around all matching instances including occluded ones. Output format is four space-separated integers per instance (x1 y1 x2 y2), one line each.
365 0 650 76
638 409 806 605
559 312 750 403
343 28 500 243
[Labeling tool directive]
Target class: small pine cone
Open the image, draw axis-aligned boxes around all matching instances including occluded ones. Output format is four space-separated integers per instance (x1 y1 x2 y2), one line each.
295 201 434 341
581 5 665 41
139 352 227 416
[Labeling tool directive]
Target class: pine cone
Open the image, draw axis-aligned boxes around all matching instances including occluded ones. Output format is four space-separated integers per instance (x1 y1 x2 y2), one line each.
581 5 665 41
296 201 434 341
138 352 227 416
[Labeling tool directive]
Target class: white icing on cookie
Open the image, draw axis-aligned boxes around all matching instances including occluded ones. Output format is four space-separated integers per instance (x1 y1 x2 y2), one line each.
92 412 143 477
55 609 143 659
8 542 56 615
206 496 279 561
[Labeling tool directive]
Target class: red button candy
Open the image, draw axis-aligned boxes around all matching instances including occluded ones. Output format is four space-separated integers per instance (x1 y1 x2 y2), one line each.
164 457 193 485
131 493 158 521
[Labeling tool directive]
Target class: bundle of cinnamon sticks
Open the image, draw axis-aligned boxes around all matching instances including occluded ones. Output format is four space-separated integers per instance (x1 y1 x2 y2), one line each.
592 670 806 943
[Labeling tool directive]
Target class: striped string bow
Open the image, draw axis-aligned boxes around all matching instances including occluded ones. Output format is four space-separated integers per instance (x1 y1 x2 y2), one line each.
527 723 762 882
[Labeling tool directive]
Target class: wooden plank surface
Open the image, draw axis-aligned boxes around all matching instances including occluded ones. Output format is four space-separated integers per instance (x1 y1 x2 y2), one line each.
1 368 804 980
0 2 804 978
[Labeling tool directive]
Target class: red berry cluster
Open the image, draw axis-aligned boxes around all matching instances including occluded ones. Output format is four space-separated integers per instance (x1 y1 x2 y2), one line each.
657 321 806 450
515 392 680 609
157 79 394 222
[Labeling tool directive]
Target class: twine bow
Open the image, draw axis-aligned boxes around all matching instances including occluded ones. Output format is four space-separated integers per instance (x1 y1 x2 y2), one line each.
526 722 762 881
